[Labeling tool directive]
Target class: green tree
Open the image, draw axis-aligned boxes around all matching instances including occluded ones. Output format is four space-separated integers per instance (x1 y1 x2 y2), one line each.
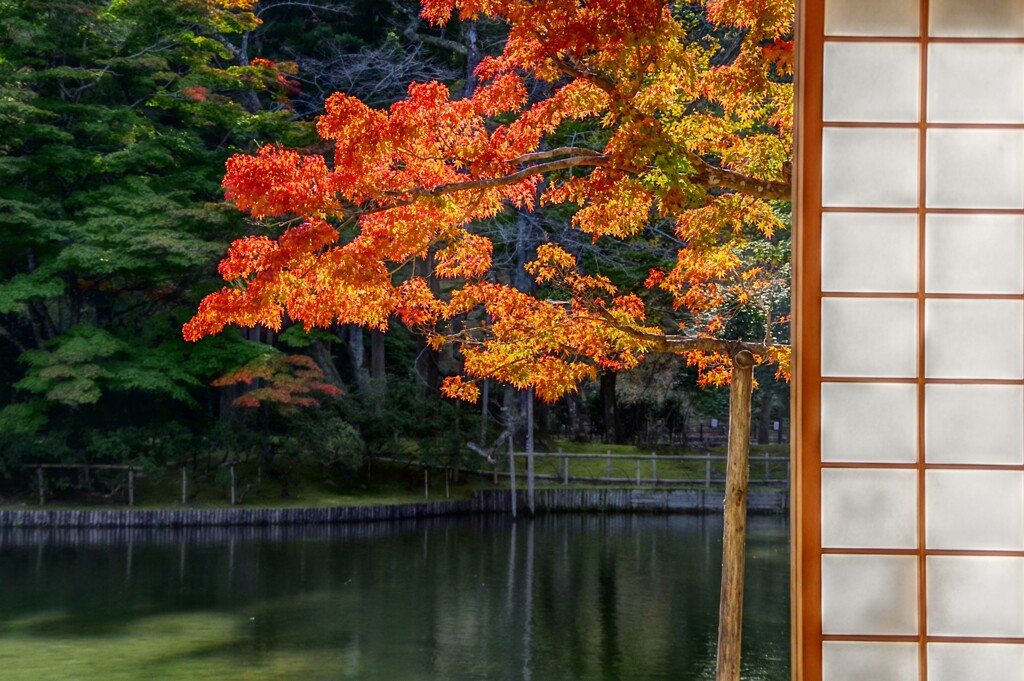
0 0 304 465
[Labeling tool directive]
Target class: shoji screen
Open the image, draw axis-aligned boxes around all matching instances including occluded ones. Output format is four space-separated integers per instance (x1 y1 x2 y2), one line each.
793 1 1024 680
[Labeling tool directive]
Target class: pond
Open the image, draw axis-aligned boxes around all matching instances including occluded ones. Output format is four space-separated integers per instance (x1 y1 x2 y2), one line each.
0 514 789 681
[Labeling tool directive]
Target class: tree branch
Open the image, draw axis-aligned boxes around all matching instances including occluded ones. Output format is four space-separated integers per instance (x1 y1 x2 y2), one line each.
647 334 773 357
0 321 28 353
368 154 611 210
553 57 793 200
386 0 469 55
507 147 603 164
590 308 776 358
684 150 792 201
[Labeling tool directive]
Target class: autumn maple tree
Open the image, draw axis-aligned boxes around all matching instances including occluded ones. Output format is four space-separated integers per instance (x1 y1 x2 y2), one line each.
184 0 794 403
183 2 791 679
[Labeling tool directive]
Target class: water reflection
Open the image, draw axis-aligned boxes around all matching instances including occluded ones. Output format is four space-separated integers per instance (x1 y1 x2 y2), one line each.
0 515 789 681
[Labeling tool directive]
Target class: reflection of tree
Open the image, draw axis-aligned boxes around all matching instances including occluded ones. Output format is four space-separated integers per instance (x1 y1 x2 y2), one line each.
598 540 621 680
0 517 790 680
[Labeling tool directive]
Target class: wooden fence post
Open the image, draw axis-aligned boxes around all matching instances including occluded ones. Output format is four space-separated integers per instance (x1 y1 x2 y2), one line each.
635 459 641 486
424 469 429 500
37 468 44 506
652 452 657 482
526 388 535 516
508 440 517 519
181 467 187 505
715 350 755 681
230 464 236 506
606 451 612 479
128 468 135 507
705 458 712 490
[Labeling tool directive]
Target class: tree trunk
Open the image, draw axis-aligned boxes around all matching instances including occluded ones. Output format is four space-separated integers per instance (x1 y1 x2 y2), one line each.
535 397 551 450
480 379 490 444
462 20 480 98
566 392 581 440
504 384 520 447
346 325 370 388
418 342 440 394
370 329 386 381
715 350 755 681
309 339 343 386
600 370 618 444
756 387 772 445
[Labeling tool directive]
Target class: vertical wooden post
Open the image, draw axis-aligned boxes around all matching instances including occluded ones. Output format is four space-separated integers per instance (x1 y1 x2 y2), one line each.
480 379 489 444
37 468 44 506
526 388 535 516
715 350 755 681
128 468 135 507
635 459 641 486
705 458 712 490
424 469 429 500
508 438 517 519
764 451 771 481
181 467 187 505
651 452 657 482
445 468 450 499
230 464 236 506
606 451 612 479
561 449 568 486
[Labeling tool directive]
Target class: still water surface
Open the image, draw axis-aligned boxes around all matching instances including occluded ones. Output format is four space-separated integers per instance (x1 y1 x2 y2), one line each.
0 514 788 681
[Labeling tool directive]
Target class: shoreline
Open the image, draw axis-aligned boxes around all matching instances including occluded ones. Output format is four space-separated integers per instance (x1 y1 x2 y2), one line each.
0 488 788 528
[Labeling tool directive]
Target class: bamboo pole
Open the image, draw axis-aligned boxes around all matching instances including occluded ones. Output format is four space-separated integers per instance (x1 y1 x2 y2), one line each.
715 350 755 681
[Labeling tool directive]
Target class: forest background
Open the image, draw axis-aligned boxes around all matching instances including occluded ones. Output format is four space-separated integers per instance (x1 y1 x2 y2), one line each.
0 0 789 502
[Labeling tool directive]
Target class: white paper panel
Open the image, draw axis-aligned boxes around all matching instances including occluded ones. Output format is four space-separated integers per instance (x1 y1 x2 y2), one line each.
926 130 1024 209
926 470 1024 551
928 44 1024 123
822 213 918 293
822 555 918 635
925 214 1024 294
824 0 919 37
928 556 1024 637
924 300 1024 379
822 128 919 208
822 298 918 378
823 642 919 681
925 384 1024 465
930 0 1024 37
821 383 918 463
929 643 1024 681
824 43 920 122
822 469 918 549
